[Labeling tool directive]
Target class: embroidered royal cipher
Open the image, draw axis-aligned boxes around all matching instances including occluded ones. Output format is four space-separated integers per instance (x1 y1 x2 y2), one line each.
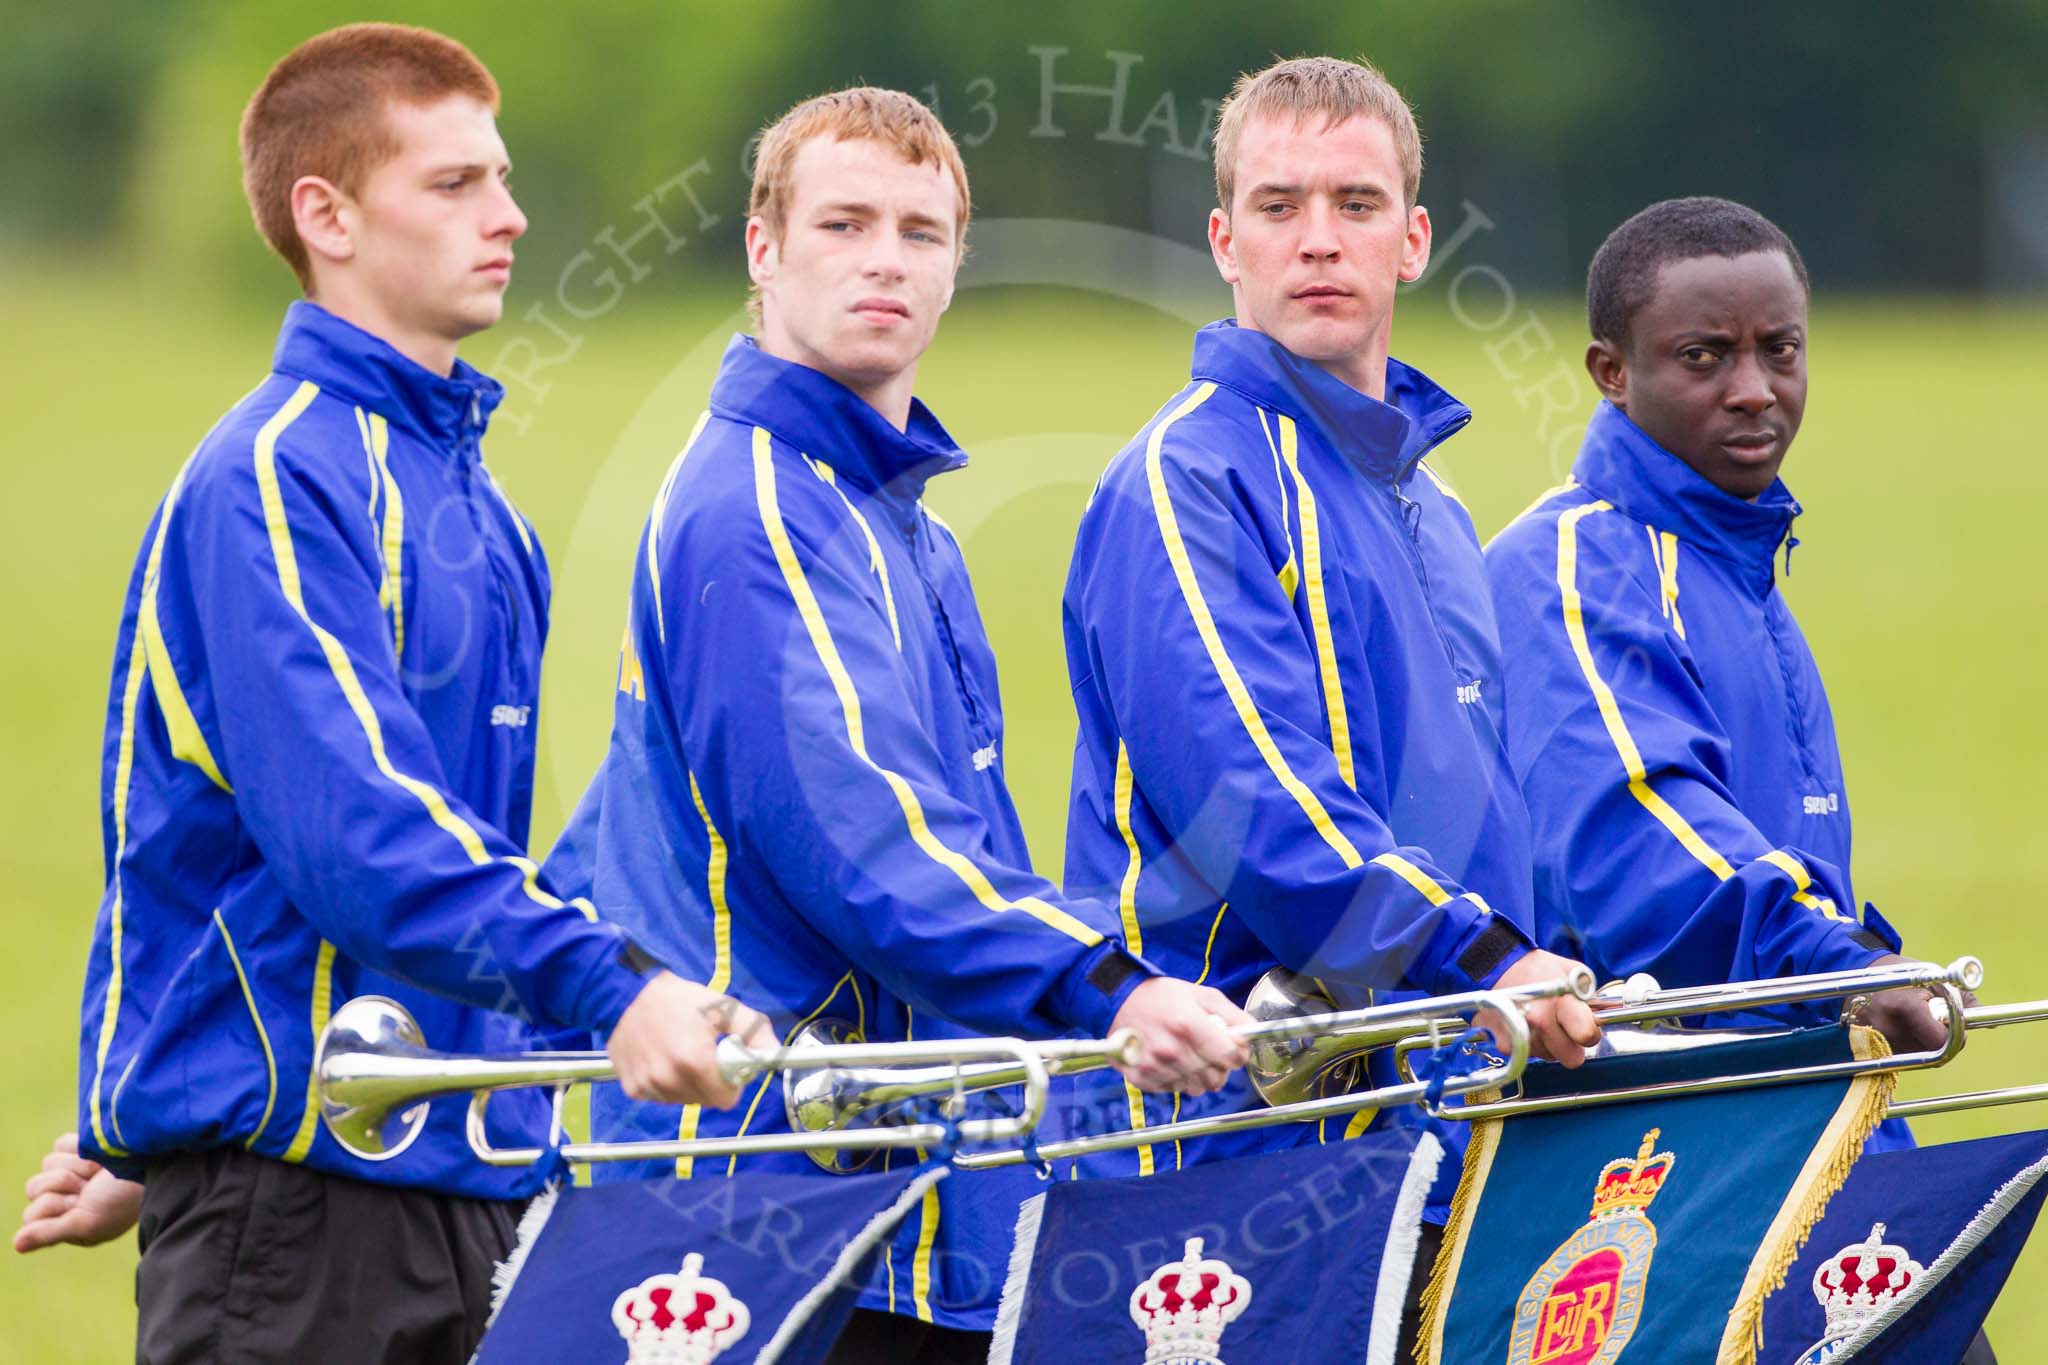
1419 1025 1896 1365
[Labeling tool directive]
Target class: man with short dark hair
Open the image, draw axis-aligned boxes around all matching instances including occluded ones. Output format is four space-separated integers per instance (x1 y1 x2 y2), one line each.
17 25 760 1362
1485 195 1951 1055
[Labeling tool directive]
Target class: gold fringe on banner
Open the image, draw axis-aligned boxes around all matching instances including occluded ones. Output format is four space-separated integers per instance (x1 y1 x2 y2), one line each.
1412 1089 1503 1365
1715 1026 1898 1365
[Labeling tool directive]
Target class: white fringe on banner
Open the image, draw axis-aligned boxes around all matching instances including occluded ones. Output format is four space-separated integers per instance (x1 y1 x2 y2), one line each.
485 1179 562 1327
479 1167 948 1365
985 1190 1049 1365
757 1167 951 1365
1834 1149 2048 1361
1369 1131 1446 1365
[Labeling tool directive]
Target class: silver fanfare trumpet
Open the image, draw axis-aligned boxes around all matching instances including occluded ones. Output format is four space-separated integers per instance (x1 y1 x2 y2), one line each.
1889 995 2048 1120
315 994 1138 1168
1398 956 1988 1122
952 970 1597 1170
316 973 1596 1172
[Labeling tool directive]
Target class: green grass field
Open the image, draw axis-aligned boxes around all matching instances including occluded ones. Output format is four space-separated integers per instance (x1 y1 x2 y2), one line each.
3 263 2042 1357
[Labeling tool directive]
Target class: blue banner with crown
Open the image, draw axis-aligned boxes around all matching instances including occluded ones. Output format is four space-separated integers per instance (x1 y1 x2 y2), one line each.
474 1164 944 1365
1761 1127 2048 1363
1418 1025 1895 1365
989 1126 1443 1365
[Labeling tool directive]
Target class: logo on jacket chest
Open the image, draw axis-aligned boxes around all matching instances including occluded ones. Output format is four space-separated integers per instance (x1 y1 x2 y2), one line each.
490 704 532 728
1802 793 1839 816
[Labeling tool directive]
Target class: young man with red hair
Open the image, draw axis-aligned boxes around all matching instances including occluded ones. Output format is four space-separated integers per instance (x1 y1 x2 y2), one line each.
17 25 756 1361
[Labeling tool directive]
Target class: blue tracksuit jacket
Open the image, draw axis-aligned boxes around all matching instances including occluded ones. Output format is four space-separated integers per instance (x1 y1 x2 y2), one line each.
76 302 654 1200
1484 401 1902 1007
571 336 1150 1328
1059 320 1537 1185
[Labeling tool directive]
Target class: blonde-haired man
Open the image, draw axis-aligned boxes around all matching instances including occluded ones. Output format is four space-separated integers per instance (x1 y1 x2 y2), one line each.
16 24 760 1362
1057 54 1602 1340
563 86 1249 1362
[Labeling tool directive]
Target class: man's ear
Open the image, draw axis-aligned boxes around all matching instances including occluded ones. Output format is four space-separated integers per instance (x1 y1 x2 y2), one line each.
291 175 354 267
1397 203 1432 283
744 216 778 289
1207 206 1239 286
1585 339 1629 407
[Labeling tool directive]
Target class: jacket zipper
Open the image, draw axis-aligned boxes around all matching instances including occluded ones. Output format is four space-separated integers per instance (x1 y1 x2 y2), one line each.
1387 481 1467 675
904 509 990 741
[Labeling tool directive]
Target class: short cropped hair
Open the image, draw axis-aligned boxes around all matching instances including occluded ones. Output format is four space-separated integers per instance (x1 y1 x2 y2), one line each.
747 87 971 326
749 87 970 242
1212 56 1423 211
1587 196 1810 349
240 24 500 290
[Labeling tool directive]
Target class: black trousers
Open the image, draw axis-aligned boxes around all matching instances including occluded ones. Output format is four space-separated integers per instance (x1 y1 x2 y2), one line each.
135 1147 518 1365
824 1307 991 1364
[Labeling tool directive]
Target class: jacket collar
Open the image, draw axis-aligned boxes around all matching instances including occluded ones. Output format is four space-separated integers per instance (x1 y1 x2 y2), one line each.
707 335 966 501
271 301 504 449
1188 319 1471 483
1572 401 1800 576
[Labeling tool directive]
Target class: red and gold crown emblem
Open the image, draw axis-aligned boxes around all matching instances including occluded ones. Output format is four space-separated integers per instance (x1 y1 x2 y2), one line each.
1509 1131 1673 1365
610 1252 751 1364
1589 1128 1676 1220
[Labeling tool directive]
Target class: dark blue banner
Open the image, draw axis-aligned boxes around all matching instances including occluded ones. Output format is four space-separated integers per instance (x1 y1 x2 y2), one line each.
476 1165 943 1365
1420 1026 1894 1365
990 1125 1441 1365
1762 1127 2048 1363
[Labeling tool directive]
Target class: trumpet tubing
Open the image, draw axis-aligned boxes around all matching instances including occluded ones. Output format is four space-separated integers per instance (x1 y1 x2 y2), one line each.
314 995 1140 1169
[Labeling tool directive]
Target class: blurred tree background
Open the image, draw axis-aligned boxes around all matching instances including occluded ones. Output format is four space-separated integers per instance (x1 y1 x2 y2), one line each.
7 1 2045 300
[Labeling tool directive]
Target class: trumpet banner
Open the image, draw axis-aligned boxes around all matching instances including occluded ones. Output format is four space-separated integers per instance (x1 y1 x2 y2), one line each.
989 1125 1443 1365
1759 1127 2048 1363
1419 1025 1894 1365
475 1164 944 1365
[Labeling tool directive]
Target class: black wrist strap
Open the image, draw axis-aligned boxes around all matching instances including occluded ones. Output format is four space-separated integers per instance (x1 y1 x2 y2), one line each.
1457 919 1524 985
619 940 664 978
1086 946 1144 999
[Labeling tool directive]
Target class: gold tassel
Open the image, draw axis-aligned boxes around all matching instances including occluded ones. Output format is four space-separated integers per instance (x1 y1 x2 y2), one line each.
1411 1091 1503 1364
1715 1027 1898 1364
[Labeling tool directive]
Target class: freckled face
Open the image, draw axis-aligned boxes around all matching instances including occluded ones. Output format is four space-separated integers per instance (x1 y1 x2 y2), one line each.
749 136 963 398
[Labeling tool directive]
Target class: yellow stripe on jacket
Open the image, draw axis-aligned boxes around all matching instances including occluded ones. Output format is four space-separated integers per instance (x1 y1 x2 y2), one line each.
750 426 1102 945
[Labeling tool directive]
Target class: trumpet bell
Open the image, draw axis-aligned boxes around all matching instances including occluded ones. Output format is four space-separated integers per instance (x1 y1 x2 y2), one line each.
783 1019 882 1175
1245 970 1372 1108
317 995 435 1161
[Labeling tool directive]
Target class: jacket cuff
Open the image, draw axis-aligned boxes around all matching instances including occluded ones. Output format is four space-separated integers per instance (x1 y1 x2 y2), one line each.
1797 908 1899 977
1422 904 1535 996
557 935 665 1034
1047 941 1161 1038
1856 903 1905 955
